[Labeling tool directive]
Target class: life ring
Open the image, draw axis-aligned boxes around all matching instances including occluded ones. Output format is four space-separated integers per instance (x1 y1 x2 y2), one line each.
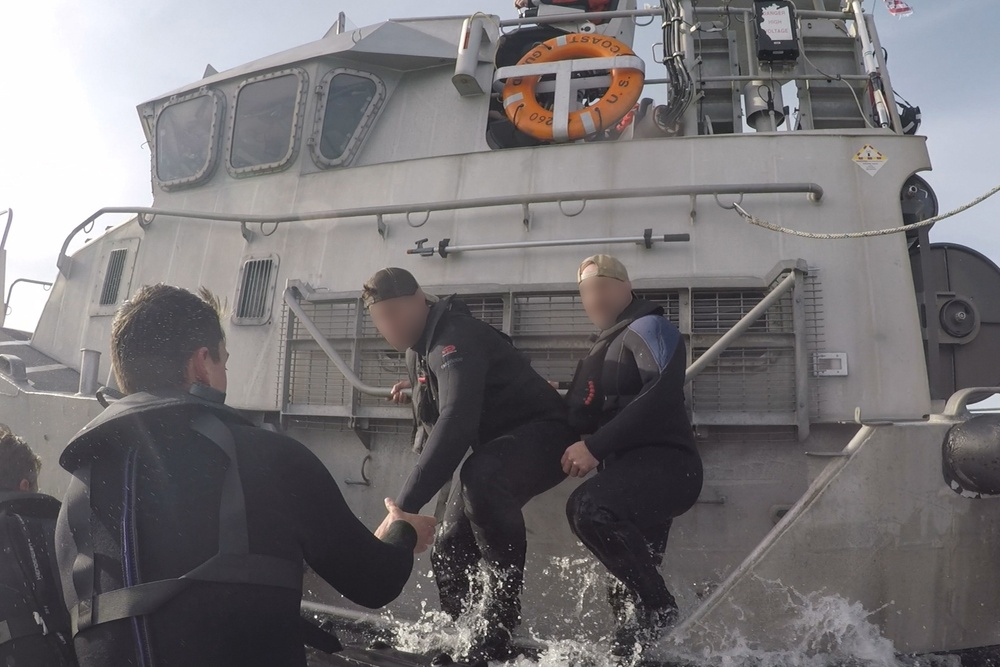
502 33 645 142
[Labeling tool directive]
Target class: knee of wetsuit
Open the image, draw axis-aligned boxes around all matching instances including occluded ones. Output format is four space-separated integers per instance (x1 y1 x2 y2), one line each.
566 488 619 540
459 454 506 504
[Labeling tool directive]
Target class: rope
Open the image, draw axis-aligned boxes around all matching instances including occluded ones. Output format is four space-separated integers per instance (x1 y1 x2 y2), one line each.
734 182 1000 240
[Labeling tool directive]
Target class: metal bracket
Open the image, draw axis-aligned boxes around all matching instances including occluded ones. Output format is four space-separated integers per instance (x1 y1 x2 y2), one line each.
348 418 372 450
376 214 387 239
240 221 254 243
411 238 435 257
522 203 531 230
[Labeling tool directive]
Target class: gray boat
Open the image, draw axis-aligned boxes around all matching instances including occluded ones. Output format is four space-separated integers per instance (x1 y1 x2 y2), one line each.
1 1 998 664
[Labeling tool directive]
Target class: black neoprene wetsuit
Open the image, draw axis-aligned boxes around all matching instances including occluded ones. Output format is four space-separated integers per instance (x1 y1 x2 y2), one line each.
57 390 416 667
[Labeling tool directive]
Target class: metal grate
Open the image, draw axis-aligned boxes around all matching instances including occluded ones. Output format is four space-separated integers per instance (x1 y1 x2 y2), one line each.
234 258 277 324
286 345 353 407
358 344 408 407
691 290 793 333
276 283 824 429
99 249 129 306
283 300 358 411
292 301 357 340
634 290 681 325
512 293 592 337
690 347 796 414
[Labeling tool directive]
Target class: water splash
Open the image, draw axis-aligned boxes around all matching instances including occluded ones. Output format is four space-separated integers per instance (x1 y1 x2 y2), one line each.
386 567 958 667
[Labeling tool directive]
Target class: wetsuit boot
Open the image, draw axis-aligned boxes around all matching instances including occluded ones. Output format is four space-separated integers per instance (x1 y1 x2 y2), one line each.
463 565 520 664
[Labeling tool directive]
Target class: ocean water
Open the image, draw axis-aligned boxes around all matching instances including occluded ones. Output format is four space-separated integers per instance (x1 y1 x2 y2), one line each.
376 559 961 667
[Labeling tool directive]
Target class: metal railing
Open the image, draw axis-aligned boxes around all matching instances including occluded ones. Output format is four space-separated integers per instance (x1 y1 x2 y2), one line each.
4 278 53 316
56 182 823 276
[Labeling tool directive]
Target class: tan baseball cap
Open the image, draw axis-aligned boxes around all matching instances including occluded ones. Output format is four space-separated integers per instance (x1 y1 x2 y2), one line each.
578 255 629 284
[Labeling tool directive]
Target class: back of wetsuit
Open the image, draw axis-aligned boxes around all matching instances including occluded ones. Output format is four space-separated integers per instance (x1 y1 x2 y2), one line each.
0 493 77 666
58 388 417 667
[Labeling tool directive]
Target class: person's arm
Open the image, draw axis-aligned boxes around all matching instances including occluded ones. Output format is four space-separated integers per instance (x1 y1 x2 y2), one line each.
283 442 417 608
395 327 490 513
583 316 686 459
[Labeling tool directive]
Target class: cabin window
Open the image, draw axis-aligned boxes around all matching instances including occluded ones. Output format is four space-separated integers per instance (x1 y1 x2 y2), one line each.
233 255 279 325
311 69 386 168
229 70 306 174
154 90 223 188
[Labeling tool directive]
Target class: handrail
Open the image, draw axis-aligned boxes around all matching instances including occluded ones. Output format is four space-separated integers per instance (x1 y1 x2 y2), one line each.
498 6 852 27
283 286 394 399
56 182 824 276
0 209 12 251
4 278 53 316
943 387 1000 418
684 269 800 384
409 230 690 258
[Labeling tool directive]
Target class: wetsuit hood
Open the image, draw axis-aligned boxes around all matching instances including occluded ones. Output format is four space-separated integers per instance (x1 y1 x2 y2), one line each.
60 386 253 473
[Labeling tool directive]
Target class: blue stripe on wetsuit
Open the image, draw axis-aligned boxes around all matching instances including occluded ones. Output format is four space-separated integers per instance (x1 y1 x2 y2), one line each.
627 315 681 373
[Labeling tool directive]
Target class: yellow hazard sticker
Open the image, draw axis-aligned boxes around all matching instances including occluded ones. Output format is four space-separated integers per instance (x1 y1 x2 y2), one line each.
853 144 887 176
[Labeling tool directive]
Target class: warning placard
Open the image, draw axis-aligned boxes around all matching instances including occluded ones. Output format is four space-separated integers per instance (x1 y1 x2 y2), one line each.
853 144 888 176
759 4 794 41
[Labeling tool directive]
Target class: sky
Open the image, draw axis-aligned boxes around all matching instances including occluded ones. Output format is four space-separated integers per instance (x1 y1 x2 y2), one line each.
0 0 997 333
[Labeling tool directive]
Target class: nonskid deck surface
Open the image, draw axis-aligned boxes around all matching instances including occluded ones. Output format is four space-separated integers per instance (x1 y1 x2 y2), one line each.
0 327 80 393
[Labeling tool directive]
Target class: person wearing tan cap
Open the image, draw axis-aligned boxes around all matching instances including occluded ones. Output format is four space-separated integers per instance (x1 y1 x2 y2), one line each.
562 255 703 663
363 268 576 664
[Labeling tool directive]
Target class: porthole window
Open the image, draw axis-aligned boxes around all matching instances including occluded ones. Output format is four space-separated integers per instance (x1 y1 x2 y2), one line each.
229 69 307 175
310 69 386 168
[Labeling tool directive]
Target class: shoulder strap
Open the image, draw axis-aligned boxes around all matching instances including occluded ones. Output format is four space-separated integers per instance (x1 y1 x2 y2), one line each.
65 413 303 636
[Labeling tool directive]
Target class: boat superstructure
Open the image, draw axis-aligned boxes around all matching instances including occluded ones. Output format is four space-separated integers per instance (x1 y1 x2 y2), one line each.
2 0 999 657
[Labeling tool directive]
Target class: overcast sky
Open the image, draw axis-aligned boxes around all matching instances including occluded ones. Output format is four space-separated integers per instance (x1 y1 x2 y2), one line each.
0 0 997 333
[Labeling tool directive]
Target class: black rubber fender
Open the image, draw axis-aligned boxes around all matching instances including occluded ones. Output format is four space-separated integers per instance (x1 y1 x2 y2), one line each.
943 414 1000 498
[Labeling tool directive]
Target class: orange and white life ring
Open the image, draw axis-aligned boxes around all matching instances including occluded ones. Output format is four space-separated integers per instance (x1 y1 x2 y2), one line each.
501 33 645 142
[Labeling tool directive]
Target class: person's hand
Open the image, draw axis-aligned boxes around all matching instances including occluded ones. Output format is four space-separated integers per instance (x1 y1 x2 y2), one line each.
374 498 437 553
514 0 533 7
561 441 599 478
389 379 412 405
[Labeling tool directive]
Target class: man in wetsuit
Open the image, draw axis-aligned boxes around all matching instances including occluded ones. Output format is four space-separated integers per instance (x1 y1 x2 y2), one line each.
0 428 77 666
561 255 703 663
55 284 436 667
364 268 576 663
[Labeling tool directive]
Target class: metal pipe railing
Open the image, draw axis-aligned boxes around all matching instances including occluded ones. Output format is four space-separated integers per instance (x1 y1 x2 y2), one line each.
56 182 823 276
0 209 12 251
409 231 690 258
497 6 851 28
684 270 799 384
282 287 393 398
4 278 53 315
943 387 1000 418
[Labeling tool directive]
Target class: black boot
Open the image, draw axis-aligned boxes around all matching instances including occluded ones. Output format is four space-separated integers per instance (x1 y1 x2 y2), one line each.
463 567 521 664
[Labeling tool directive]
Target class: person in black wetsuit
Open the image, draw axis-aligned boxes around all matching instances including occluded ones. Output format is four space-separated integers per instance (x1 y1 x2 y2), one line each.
0 427 77 666
561 255 703 664
364 268 576 664
55 284 436 667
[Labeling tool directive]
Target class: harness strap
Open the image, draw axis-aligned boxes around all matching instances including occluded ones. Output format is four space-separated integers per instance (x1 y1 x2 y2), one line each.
67 412 302 636
0 612 45 645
